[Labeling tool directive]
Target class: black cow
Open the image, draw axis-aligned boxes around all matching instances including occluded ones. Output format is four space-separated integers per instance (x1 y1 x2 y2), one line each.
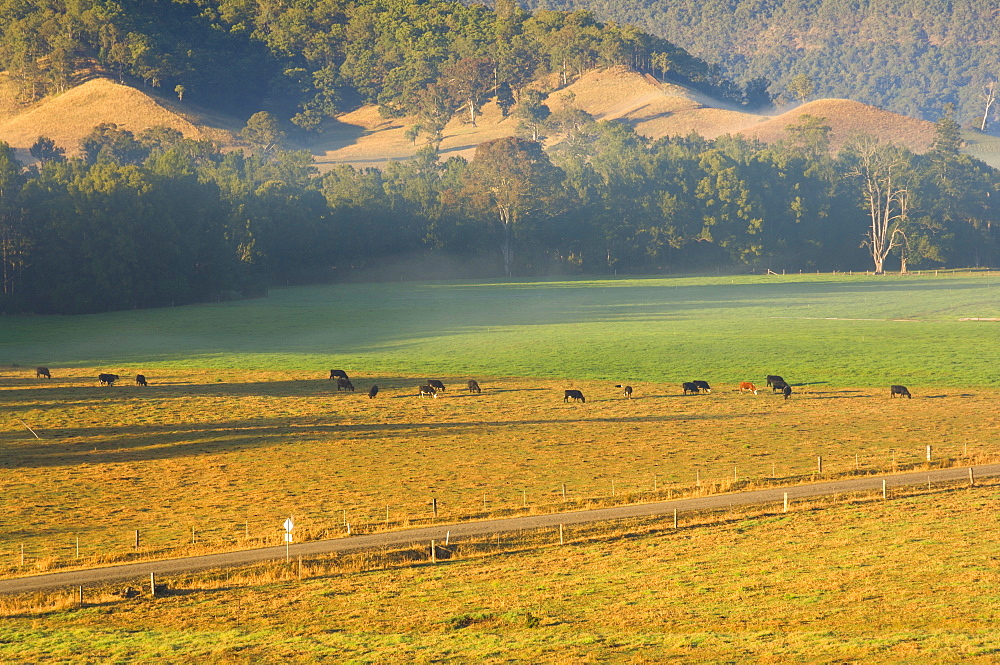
98 373 119 386
770 380 789 393
336 377 355 391
368 385 379 399
135 374 147 387
329 369 349 380
890 385 912 399
623 385 633 399
766 375 785 388
782 384 792 400
564 389 585 403
467 380 481 393
419 385 438 398
693 380 712 393
682 382 701 395
426 379 446 392
36 367 50 379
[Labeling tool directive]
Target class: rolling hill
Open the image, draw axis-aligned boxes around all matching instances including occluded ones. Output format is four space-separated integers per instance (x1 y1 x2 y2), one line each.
2 67 997 169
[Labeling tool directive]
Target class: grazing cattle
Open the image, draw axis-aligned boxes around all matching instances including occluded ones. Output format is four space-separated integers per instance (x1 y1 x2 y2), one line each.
693 380 712 393
564 389 585 403
782 384 792 400
336 377 355 392
427 379 446 392
36 367 51 379
890 385 912 399
135 374 147 387
766 375 785 388
467 380 481 393
367 385 379 399
770 380 789 393
98 373 119 386
682 382 701 395
419 385 438 398
329 369 349 380
623 385 633 399
738 381 758 394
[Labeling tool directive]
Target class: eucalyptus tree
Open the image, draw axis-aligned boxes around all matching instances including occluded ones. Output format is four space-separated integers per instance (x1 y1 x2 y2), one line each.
454 137 564 277
841 136 914 274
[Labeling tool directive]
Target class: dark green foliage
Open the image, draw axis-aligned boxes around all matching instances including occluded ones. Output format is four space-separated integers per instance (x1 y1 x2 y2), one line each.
522 0 1000 127
0 0 741 127
1 117 998 314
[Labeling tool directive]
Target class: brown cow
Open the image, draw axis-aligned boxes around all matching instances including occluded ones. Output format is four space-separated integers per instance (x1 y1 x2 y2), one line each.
36 367 51 379
738 382 758 394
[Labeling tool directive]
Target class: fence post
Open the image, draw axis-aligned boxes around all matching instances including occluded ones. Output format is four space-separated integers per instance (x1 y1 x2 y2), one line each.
135 530 139 550
562 483 567 502
149 572 156 597
817 456 822 474
926 445 932 462
783 492 788 513
559 524 564 545
432 497 438 518
882 479 887 499
970 468 975 486
431 540 437 563
673 509 678 529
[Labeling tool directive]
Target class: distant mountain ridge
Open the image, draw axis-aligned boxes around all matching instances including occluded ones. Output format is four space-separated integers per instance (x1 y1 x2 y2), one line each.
521 0 1000 131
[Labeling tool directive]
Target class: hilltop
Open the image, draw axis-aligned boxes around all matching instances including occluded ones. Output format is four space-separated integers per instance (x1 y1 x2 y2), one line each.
0 77 240 163
3 67 996 170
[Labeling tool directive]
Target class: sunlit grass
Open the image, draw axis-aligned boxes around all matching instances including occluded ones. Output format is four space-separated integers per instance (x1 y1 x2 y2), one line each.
3 272 999 386
4 485 1000 662
2 273 1000 660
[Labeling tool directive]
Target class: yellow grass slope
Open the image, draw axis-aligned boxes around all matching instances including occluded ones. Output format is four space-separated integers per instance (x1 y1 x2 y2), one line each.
0 77 239 162
0 67 944 169
313 66 939 169
741 98 937 152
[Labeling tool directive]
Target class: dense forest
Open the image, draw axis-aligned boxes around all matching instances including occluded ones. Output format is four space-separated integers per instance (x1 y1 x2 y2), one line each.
0 0 758 130
1 112 997 314
522 0 1000 131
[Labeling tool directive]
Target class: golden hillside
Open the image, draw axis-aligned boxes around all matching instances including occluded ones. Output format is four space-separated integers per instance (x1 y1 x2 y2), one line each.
740 99 937 152
0 77 239 162
0 68 955 169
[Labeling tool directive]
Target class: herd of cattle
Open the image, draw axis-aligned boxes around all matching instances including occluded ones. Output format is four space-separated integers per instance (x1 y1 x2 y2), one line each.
30 366 913 401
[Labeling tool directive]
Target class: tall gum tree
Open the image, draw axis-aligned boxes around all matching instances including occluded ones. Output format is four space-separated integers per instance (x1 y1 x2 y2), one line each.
457 137 563 277
844 136 912 275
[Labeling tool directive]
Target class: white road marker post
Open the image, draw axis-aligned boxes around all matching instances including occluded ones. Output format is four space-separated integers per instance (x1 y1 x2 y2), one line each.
283 517 294 562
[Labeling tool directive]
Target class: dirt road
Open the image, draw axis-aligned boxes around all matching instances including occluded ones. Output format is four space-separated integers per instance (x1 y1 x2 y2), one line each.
2 464 996 595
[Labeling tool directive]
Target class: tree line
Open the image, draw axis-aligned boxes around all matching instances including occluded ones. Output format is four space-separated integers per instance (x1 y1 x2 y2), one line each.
1 112 996 314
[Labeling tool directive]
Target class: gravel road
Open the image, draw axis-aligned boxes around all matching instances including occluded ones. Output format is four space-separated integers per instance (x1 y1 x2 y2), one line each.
2 463 996 596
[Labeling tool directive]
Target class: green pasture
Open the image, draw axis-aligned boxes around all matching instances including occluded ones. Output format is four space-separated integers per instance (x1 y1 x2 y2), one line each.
3 272 999 387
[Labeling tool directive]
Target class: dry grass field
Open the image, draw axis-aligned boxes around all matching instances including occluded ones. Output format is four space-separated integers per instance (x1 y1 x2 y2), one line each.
2 367 997 577
2 274 999 660
4 484 1000 662
2 273 999 578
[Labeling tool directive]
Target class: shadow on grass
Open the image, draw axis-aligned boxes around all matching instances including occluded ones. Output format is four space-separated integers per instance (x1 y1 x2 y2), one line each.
3 410 751 468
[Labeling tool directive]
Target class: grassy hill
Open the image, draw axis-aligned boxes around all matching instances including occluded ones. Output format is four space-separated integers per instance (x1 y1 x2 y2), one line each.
4 66 989 170
0 77 241 163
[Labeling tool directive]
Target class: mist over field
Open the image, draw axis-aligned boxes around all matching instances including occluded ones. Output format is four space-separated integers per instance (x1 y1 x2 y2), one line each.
4 274 998 386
